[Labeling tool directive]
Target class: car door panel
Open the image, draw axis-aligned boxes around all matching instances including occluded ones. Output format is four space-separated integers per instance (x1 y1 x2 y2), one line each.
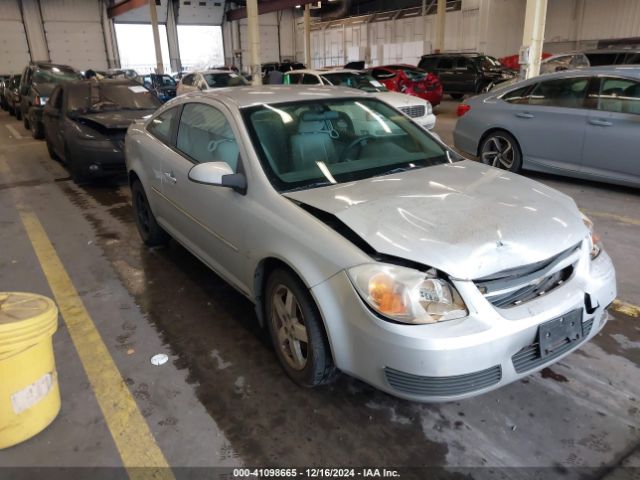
581 77 640 183
510 76 591 172
160 102 251 294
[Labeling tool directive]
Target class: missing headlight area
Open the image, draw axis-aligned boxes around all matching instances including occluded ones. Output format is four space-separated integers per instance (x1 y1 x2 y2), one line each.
474 243 582 308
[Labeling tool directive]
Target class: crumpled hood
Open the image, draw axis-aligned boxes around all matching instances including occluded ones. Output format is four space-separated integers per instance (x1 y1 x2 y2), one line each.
375 91 428 109
75 109 155 130
284 160 587 280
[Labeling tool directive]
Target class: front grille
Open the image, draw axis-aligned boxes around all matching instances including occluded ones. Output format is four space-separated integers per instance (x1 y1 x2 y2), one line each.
512 318 594 374
385 365 502 397
474 244 581 308
399 104 426 118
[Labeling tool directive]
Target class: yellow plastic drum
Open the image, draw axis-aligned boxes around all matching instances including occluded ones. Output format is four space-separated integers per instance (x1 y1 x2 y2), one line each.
0 292 60 449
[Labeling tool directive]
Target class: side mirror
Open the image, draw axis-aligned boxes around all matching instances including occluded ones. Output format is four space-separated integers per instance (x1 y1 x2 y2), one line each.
188 161 247 194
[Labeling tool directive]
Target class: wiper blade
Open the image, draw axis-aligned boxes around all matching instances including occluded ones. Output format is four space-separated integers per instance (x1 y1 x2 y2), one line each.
373 166 412 177
283 181 333 193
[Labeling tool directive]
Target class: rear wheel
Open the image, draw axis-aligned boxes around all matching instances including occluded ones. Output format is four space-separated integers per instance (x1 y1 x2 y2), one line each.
31 120 44 139
265 269 337 387
479 130 522 172
131 179 169 246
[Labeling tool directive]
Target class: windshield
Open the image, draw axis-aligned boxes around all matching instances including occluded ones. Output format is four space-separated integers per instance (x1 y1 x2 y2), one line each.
203 72 248 88
68 83 161 113
478 55 502 70
321 72 388 92
389 67 426 81
243 98 449 192
158 75 176 86
33 66 82 83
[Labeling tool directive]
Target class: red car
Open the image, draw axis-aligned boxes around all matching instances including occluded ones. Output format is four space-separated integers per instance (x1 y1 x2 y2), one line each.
368 64 443 106
499 52 553 71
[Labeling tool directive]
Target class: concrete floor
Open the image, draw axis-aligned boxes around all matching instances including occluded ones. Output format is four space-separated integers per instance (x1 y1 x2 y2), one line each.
0 101 638 478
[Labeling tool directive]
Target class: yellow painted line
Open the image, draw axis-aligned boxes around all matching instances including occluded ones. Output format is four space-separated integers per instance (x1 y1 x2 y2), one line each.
611 299 640 318
19 209 174 480
585 210 640 228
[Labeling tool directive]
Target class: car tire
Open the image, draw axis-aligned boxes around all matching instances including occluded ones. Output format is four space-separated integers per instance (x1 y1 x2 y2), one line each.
8 105 14 117
131 179 170 247
46 138 58 160
450 93 464 100
479 130 522 172
23 112 30 130
65 146 88 184
265 268 337 387
31 121 44 140
15 107 22 121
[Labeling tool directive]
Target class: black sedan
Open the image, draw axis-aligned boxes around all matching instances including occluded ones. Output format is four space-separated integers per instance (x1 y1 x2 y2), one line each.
43 79 161 183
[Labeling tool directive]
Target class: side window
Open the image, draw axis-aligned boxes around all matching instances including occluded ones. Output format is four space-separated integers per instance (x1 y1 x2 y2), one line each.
50 86 63 109
596 77 640 115
301 74 320 85
528 77 589 108
623 53 640 64
182 74 193 86
502 85 533 105
454 57 473 71
176 103 239 172
143 75 152 87
419 57 437 71
437 58 453 70
585 53 618 66
148 107 179 144
287 73 302 84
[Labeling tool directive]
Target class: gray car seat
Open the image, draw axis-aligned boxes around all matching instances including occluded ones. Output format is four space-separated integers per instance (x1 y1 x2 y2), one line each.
290 111 340 171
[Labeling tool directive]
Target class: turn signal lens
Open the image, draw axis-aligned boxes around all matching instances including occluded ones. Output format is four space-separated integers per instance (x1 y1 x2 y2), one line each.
581 213 602 259
457 104 471 116
348 264 468 325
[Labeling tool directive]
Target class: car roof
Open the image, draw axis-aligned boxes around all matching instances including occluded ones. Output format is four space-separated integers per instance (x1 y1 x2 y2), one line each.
174 85 372 109
421 52 483 57
583 49 640 55
189 70 236 75
30 62 76 70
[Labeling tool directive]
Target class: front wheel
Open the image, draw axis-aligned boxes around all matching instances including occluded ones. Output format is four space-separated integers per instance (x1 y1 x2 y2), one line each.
23 112 30 130
15 107 22 121
479 131 522 172
265 269 337 387
131 179 169 247
31 121 44 139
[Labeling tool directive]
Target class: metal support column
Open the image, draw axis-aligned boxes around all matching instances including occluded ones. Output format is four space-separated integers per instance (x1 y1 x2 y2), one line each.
304 3 311 68
434 0 445 53
166 0 182 73
149 0 164 74
521 0 548 79
246 0 262 85
20 0 49 62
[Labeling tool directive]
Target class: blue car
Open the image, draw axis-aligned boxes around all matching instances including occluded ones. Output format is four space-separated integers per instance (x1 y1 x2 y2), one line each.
454 66 640 188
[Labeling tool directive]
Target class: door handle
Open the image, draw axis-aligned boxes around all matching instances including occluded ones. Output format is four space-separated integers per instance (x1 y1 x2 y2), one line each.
515 112 534 119
589 118 613 127
163 171 177 184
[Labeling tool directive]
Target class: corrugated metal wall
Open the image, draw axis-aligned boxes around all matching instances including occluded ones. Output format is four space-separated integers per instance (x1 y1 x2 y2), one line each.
0 0 30 74
40 0 108 70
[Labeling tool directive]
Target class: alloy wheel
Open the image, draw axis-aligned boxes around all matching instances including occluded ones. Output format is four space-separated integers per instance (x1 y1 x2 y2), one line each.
481 135 515 170
271 285 309 371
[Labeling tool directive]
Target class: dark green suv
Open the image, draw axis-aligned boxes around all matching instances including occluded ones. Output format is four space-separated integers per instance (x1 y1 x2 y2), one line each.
19 62 82 139
418 53 515 100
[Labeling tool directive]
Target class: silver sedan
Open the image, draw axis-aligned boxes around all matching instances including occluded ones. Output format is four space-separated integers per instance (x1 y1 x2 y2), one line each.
125 85 616 401
454 66 640 188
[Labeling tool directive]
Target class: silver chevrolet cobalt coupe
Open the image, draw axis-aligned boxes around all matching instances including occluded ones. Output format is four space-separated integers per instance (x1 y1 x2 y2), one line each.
125 86 616 401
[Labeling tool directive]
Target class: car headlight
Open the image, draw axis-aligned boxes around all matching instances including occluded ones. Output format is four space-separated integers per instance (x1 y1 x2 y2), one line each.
581 213 602 259
347 263 468 324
